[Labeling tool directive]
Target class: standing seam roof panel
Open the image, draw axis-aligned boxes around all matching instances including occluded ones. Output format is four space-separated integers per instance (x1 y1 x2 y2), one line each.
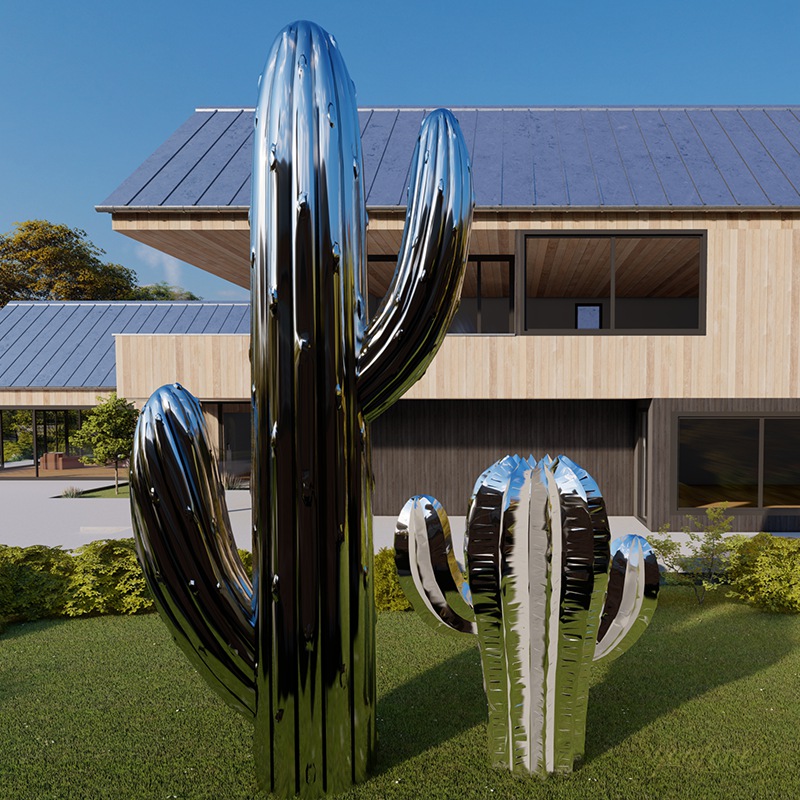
528 110 568 206
165 111 252 206
169 305 203 334
367 109 425 206
743 109 800 196
471 110 505 206
656 110 732 206
500 110 536 207
635 110 702 206
360 110 399 202
555 110 600 206
582 110 635 206
65 305 136 387
131 111 244 207
713 110 800 205
607 110 668 206
687 109 770 206
184 304 218 332
198 129 254 207
0 303 33 354
0 305 66 385
21 305 87 386
204 304 234 332
220 304 249 333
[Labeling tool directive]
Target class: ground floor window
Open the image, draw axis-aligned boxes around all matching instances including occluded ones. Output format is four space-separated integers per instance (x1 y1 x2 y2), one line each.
678 416 800 508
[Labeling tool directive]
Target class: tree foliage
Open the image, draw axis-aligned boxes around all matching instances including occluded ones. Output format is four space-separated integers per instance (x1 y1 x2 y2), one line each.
0 220 201 306
69 393 139 493
130 281 201 301
0 220 138 305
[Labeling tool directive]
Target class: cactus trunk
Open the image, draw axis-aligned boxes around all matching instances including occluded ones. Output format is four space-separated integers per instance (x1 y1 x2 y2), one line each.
395 454 659 776
130 20 473 799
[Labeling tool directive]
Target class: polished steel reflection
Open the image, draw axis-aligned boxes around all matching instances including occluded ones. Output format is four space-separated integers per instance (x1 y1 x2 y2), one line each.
395 454 659 776
130 19 473 800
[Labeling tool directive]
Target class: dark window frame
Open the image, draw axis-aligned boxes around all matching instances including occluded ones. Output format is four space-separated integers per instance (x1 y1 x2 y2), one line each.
672 412 800 514
516 230 708 336
367 253 516 335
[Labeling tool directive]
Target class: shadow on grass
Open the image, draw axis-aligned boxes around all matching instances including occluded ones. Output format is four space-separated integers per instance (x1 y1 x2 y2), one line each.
374 646 486 772
585 591 798 758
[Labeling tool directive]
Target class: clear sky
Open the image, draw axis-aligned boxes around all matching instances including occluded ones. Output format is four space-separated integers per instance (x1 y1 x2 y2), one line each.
2 0 799 300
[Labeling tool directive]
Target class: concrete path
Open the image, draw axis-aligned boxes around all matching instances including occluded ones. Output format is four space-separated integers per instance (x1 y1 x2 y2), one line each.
0 479 652 555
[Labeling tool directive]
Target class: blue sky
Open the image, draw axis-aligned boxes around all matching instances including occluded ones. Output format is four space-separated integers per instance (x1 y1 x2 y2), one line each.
2 0 799 300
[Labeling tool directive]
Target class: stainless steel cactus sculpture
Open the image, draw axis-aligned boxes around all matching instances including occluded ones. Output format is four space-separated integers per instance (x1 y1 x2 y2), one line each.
395 454 659 776
129 20 473 798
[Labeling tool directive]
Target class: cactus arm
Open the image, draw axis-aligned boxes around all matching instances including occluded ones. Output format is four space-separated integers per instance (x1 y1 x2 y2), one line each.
357 108 473 422
593 535 660 663
394 495 476 635
130 383 256 718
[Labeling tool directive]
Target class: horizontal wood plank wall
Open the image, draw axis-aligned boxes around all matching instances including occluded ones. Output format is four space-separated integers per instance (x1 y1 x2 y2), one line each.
649 398 800 533
371 399 636 517
115 334 250 403
0 390 107 408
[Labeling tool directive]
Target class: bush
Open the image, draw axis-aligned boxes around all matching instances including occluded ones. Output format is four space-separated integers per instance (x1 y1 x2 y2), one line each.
237 548 253 580
0 544 75 622
649 503 735 605
65 539 153 616
374 548 411 612
726 533 800 613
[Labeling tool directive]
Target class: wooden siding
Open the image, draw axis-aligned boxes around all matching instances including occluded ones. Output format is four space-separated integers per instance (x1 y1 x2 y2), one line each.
371 399 636 516
0 390 108 408
110 211 800 402
115 334 249 403
648 398 800 533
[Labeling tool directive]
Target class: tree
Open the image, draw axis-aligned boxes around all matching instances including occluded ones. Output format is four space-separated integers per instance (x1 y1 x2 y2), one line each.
69 394 139 494
130 281 201 300
0 220 202 306
0 220 139 306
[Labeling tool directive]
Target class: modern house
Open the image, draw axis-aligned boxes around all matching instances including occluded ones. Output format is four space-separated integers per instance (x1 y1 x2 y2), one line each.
3 105 800 534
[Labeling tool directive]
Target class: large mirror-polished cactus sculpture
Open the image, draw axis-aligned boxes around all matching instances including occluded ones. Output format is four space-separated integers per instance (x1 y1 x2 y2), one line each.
130 20 473 798
395 454 659 775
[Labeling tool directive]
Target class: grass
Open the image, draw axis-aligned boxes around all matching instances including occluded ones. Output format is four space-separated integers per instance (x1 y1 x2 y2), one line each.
77 483 130 499
1 589 800 799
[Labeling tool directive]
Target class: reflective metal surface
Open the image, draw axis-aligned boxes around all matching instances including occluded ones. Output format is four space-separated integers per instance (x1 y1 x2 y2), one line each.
131 19 473 799
395 454 659 776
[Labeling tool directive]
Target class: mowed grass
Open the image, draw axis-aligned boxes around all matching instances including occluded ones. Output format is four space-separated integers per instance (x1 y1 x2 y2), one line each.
1 589 800 800
77 483 130 499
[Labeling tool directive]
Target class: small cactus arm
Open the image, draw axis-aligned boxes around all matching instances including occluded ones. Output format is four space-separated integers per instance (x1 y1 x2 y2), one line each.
395 454 659 776
130 19 473 800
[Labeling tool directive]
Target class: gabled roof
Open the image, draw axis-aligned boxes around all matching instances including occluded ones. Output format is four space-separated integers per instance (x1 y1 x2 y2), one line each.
0 302 249 389
98 106 800 211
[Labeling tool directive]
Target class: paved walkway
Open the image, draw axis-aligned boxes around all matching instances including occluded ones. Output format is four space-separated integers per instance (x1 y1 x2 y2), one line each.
0 478 653 556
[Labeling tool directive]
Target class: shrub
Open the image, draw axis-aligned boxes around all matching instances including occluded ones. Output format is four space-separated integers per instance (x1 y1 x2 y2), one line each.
65 539 153 616
237 548 253 580
649 503 735 605
221 472 248 490
0 544 74 622
726 533 800 613
60 486 82 498
374 548 411 612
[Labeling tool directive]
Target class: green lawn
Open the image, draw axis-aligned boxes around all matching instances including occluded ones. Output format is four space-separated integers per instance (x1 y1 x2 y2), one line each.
77 483 130 498
1 589 799 799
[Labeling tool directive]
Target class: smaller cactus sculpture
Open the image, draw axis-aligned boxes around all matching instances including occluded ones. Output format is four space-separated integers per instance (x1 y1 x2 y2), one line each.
395 454 659 776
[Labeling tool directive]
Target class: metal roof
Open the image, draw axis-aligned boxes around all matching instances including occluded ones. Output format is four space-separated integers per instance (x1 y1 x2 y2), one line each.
0 302 249 389
98 106 800 211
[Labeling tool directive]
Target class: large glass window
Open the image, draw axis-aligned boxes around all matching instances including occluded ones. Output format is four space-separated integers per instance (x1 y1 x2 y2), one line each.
678 417 800 509
524 233 704 333
367 255 514 334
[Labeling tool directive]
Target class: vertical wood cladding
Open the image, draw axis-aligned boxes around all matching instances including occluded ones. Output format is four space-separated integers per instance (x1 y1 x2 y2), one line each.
649 398 800 533
371 399 636 517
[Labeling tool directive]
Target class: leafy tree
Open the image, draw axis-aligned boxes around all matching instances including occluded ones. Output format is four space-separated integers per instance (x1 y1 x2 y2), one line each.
0 220 201 306
0 220 138 306
130 281 201 301
69 393 139 494
649 503 735 605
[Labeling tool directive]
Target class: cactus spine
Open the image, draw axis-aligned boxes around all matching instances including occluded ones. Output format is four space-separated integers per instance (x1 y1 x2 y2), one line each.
395 454 659 775
130 20 472 799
